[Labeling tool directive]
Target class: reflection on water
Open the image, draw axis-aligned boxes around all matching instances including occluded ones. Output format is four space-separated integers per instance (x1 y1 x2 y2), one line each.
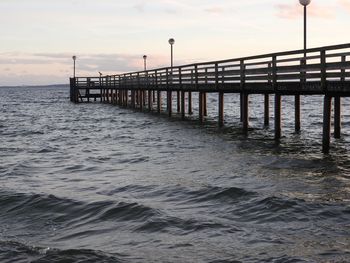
0 86 349 262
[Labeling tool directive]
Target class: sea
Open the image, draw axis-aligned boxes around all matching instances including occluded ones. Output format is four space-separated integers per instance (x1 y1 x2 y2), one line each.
0 85 349 263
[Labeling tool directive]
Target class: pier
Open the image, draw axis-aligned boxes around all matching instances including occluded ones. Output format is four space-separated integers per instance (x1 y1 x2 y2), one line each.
70 43 350 153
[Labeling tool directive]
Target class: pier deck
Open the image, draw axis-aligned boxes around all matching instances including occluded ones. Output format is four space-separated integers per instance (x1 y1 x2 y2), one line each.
70 43 350 153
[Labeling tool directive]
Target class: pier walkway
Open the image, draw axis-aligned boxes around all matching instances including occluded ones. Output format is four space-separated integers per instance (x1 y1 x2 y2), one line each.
70 43 350 153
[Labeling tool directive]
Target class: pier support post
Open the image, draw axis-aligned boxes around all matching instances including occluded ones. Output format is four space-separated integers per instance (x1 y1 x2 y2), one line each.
295 95 301 132
157 91 162 113
140 90 144 111
131 90 135 108
242 93 249 135
240 93 243 122
219 92 224 127
274 94 282 140
177 91 181 113
334 96 342 139
203 92 207 116
181 90 185 120
199 92 204 123
148 90 152 112
323 95 332 153
264 94 269 126
124 90 127 106
188 92 192 115
167 91 172 117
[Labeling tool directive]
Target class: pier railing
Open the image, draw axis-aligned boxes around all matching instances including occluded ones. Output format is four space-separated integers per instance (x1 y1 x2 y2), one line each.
72 43 350 97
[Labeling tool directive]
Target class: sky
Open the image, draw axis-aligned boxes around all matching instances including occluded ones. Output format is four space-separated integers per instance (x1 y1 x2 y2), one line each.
0 0 350 86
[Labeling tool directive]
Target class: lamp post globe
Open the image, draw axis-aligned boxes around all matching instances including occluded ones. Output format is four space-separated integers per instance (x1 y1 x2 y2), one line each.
168 38 175 45
299 0 311 6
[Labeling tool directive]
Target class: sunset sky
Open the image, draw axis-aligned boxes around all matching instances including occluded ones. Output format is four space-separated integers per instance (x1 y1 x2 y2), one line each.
1 0 350 86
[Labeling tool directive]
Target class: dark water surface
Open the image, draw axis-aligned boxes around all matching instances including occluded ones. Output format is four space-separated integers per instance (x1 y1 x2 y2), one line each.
0 86 349 263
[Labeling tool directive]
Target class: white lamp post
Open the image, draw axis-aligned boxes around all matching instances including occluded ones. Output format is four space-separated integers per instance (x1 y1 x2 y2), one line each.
143 55 147 71
299 0 312 55
168 38 175 68
72 55 77 78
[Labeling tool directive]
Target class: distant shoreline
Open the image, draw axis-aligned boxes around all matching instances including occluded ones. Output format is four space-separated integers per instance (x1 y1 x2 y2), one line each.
0 84 68 89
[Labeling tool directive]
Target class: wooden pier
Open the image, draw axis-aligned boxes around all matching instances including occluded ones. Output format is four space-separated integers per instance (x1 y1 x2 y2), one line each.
70 43 350 153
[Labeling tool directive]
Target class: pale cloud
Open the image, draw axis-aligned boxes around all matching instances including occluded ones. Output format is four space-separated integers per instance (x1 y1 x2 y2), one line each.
276 3 335 19
204 6 225 14
338 0 350 12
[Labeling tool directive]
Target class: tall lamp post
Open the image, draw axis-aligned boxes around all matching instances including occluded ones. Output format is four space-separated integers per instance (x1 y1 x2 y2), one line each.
143 55 147 71
72 55 77 78
295 0 311 133
168 38 175 68
299 0 311 56
168 38 178 112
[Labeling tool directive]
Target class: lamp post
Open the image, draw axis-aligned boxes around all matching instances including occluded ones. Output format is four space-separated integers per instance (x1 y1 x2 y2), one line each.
299 0 311 56
168 38 175 68
168 38 178 113
72 55 77 78
295 0 311 133
143 55 147 71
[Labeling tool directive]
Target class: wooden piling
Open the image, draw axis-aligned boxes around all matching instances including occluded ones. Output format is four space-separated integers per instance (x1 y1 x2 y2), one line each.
264 94 269 126
140 90 144 111
203 93 207 117
274 94 281 140
199 92 204 123
181 91 185 120
157 91 162 113
219 92 224 127
240 93 243 122
188 92 192 115
148 90 152 111
295 95 301 132
334 96 341 139
125 90 128 106
322 96 332 153
167 91 172 117
177 91 181 113
242 93 249 135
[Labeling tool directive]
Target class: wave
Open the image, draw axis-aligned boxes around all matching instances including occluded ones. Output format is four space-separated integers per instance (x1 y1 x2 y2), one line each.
0 191 159 228
0 240 126 263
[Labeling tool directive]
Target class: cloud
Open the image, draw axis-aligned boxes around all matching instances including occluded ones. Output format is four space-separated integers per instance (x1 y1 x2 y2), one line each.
204 6 225 15
133 2 146 13
276 3 335 19
338 0 350 12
